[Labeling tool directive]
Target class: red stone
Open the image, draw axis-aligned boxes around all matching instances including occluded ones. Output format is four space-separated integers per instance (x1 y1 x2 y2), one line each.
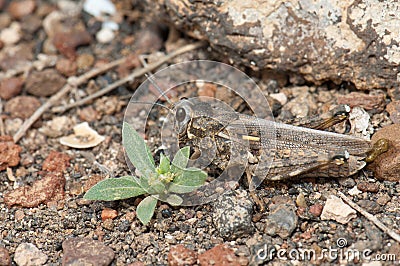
357 182 379 193
168 245 197 266
386 100 400 124
55 58 77 77
42 151 70 173
4 95 41 119
0 77 23 100
53 30 92 59
309 204 323 217
337 92 386 112
0 135 22 171
198 244 241 266
101 208 118 221
4 172 66 208
8 0 36 19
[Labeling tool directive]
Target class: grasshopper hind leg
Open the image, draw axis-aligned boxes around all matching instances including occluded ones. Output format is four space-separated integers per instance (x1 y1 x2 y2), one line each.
283 104 350 130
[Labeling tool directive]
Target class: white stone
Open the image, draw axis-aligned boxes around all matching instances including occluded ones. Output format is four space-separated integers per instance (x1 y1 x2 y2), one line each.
14 243 48 266
103 21 119 31
83 0 116 18
0 22 21 45
349 107 372 139
270 92 288 105
348 186 362 196
321 195 357 224
96 28 115 44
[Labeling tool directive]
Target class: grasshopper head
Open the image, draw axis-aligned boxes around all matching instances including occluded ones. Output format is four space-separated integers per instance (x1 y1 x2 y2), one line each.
173 99 194 137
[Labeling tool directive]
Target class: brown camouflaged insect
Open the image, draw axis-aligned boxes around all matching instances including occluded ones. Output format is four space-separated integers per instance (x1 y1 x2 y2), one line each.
171 98 389 195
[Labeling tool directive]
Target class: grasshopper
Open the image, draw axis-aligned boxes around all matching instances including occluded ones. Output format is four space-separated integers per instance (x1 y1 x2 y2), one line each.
168 97 389 205
138 72 389 206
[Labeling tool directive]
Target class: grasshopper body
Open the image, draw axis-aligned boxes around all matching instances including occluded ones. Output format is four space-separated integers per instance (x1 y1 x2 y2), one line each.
171 98 388 190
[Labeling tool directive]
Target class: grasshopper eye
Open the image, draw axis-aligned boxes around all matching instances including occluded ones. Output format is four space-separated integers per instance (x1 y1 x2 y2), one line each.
176 107 187 122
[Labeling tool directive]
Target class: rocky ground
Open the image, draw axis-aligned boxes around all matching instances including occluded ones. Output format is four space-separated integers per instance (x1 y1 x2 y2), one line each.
0 0 399 265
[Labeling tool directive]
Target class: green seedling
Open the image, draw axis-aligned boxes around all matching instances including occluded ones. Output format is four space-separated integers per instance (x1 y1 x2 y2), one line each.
84 122 207 225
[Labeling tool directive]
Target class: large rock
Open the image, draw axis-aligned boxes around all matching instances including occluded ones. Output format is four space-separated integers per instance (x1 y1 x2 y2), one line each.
147 0 400 90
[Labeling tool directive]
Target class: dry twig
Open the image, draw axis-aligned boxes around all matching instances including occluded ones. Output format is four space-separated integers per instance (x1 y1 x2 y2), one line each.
12 42 205 143
54 41 205 112
337 191 400 243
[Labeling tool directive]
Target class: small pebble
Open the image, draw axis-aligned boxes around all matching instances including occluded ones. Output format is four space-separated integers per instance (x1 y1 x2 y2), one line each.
0 13 11 29
0 22 21 45
357 200 381 214
118 220 131 232
168 245 197 266
60 122 105 149
270 92 287 105
102 219 114 230
26 69 66 97
5 95 41 119
321 195 357 224
349 107 372 138
78 106 100 122
386 100 400 123
76 53 95 70
101 208 118 221
39 116 73 138
357 182 379 193
14 209 25 221
62 237 115 266
198 244 241 266
309 203 323 217
296 193 307 208
338 91 386 112
96 28 115 43
0 77 23 100
8 0 36 19
212 189 254 240
338 177 356 188
264 203 298 238
83 0 116 17
55 58 77 76
0 246 10 266
376 194 391 205
14 243 48 266
42 151 70 172
0 135 22 171
348 186 362 196
53 29 92 59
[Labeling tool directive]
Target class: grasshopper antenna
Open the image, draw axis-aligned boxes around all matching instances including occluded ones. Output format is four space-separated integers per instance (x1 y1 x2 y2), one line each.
139 54 174 106
129 100 172 111
145 73 174 106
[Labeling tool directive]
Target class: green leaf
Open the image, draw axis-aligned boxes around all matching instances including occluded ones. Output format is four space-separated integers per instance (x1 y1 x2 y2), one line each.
168 168 207 194
136 196 158 225
166 194 183 206
147 179 167 194
158 153 170 174
122 122 156 178
83 176 146 201
171 146 190 173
